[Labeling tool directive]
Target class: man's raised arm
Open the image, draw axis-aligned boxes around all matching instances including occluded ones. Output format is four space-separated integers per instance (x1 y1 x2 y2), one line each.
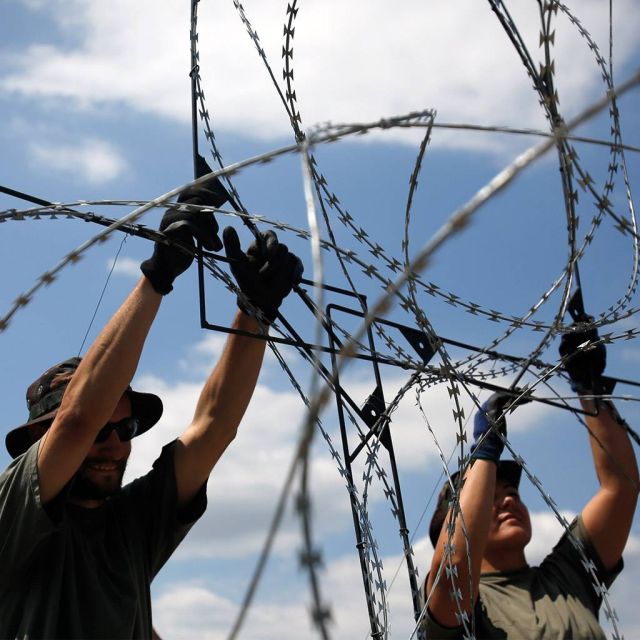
174 227 303 506
560 324 640 570
37 181 225 504
426 393 517 628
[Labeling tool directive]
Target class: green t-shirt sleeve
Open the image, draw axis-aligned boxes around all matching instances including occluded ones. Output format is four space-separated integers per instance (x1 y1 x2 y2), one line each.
115 440 207 579
0 441 61 588
541 515 623 612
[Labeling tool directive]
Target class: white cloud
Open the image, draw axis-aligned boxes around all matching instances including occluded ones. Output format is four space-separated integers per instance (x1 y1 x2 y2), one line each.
4 0 639 153
110 255 140 277
175 334 229 378
153 582 316 640
526 510 577 566
28 137 127 184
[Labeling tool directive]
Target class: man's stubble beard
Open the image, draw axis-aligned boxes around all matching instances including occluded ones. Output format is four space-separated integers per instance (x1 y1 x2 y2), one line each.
69 457 129 501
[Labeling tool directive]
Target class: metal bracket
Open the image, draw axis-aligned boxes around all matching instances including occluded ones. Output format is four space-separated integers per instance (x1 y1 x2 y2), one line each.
397 325 437 364
360 384 392 452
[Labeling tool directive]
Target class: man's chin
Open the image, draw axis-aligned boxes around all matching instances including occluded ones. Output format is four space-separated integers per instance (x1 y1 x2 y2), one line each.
69 461 127 501
502 523 532 546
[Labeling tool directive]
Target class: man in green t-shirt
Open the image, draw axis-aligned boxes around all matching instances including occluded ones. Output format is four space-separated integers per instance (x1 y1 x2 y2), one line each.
423 325 638 639
0 175 304 639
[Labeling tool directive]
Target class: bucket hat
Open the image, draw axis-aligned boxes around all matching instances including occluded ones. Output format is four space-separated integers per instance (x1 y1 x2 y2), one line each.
5 357 163 458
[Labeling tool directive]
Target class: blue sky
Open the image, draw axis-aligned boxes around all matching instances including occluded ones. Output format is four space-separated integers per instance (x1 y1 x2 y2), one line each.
1 1 640 638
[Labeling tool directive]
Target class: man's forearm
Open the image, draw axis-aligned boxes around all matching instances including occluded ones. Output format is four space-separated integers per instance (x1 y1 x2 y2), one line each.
175 310 267 504
581 397 639 494
191 311 266 435
426 460 495 627
59 276 162 430
581 396 639 569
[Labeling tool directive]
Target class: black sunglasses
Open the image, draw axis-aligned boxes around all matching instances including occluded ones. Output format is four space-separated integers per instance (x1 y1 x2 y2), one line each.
95 416 140 444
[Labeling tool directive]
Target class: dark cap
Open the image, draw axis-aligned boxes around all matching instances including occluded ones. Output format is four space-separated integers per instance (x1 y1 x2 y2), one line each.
5 357 163 458
428 460 522 547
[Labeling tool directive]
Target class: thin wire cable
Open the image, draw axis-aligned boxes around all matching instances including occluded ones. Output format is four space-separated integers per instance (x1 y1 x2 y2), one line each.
77 234 128 355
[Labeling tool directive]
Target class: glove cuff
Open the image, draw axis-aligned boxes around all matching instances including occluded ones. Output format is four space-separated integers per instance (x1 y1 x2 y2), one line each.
236 295 277 325
569 375 605 396
569 380 590 395
141 257 175 295
470 449 501 465
470 435 504 465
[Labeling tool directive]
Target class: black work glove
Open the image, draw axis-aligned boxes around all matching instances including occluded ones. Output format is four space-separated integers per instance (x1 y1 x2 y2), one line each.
223 227 304 324
470 392 527 464
559 320 606 394
141 180 227 295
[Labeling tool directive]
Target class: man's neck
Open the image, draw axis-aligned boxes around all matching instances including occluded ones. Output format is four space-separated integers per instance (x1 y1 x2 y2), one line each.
481 550 528 574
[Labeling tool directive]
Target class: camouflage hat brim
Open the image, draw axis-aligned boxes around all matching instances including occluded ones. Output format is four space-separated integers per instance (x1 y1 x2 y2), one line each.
5 410 58 459
5 388 163 459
